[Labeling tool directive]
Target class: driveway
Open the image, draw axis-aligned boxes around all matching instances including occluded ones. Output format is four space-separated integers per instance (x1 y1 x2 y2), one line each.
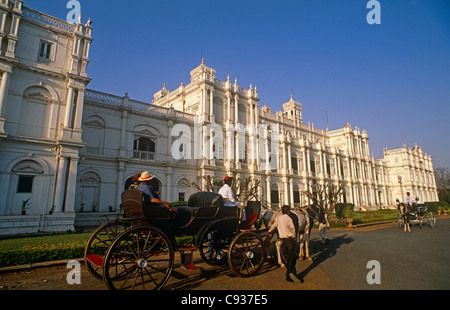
1 217 449 291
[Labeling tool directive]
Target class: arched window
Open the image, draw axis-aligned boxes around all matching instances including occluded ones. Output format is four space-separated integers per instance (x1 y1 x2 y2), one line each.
82 115 105 154
77 172 101 212
19 86 53 138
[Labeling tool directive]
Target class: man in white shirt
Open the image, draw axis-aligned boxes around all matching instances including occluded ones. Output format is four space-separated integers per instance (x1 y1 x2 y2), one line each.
218 176 237 206
268 205 299 282
218 176 246 221
404 192 414 206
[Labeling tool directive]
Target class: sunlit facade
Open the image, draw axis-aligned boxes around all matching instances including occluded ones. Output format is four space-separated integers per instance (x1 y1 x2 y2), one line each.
0 2 438 234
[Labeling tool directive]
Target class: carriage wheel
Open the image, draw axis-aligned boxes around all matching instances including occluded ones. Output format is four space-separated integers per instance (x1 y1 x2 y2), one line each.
228 231 265 278
418 216 423 229
427 212 436 228
84 219 131 280
198 226 235 266
102 225 174 290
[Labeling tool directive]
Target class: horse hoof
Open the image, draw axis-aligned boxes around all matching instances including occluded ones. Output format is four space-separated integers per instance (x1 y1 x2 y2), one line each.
280 264 286 269
307 258 313 263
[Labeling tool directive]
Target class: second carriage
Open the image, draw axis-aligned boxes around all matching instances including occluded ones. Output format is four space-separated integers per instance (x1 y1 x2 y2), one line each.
84 190 267 290
397 202 436 229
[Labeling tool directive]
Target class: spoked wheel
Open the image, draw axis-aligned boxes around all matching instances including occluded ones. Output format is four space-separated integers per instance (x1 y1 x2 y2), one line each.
427 212 436 228
84 219 131 280
196 219 238 267
417 216 423 229
198 227 235 266
102 225 174 290
228 231 265 278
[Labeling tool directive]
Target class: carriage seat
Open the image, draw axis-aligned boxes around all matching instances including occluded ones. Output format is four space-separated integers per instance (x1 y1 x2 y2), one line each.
174 192 224 234
121 189 171 221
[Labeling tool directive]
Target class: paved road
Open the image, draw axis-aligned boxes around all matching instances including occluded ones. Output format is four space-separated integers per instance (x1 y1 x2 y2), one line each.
1 217 449 291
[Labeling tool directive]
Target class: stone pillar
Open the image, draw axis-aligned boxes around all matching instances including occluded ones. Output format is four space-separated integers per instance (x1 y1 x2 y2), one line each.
165 167 172 202
289 179 294 206
234 95 239 124
64 157 78 213
73 89 85 130
283 177 289 205
226 92 231 121
209 89 213 120
63 87 75 127
0 70 10 131
116 161 124 210
266 176 271 205
53 158 68 213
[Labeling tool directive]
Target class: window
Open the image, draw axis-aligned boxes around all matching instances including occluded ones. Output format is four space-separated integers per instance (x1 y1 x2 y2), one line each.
293 190 300 203
271 190 279 204
133 136 156 160
178 192 185 202
310 160 316 173
17 175 34 193
291 156 298 171
38 41 52 62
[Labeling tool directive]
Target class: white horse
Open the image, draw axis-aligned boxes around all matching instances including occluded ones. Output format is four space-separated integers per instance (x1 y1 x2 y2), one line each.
264 208 313 267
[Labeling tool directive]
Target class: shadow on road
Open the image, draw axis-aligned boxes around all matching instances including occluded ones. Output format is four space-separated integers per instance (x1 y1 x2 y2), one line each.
297 234 353 280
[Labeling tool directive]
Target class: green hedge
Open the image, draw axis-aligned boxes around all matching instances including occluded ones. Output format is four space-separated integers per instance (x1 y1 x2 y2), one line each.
425 201 448 213
0 235 195 268
335 203 355 219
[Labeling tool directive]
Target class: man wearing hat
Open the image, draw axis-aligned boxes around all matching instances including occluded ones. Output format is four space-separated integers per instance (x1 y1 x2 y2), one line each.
404 191 414 207
218 176 245 220
218 176 236 205
137 171 176 215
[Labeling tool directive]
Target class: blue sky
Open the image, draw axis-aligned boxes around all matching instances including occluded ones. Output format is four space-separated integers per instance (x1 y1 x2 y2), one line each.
26 0 450 168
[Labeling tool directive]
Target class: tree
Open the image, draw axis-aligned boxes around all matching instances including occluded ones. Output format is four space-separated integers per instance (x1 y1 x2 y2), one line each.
434 167 450 203
302 184 345 219
191 175 261 201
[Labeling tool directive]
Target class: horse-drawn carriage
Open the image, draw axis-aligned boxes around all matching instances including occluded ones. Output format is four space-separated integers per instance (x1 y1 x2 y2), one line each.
397 203 436 229
84 190 267 290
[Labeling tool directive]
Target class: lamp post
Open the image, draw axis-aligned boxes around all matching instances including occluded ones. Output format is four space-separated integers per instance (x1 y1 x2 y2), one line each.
398 175 404 203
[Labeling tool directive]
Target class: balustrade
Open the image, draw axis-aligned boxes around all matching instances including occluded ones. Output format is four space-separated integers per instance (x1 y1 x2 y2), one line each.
22 7 74 32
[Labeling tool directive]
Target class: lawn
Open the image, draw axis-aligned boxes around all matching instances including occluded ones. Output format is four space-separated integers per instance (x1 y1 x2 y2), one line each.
0 231 92 268
0 230 194 268
0 231 91 253
323 209 399 228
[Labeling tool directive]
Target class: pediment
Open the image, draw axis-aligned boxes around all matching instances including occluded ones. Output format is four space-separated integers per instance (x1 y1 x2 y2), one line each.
12 160 44 174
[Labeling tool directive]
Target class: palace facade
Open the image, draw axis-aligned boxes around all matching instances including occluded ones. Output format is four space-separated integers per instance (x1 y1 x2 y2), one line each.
0 1 438 235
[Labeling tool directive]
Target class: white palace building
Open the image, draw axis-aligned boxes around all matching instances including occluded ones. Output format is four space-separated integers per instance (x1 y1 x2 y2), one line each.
0 1 438 235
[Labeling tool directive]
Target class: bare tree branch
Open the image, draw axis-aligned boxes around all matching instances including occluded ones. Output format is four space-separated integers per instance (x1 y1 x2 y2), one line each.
302 184 345 218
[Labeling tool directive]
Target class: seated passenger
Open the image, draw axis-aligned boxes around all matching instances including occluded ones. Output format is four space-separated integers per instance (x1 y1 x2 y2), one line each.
137 171 177 217
218 176 245 220
128 172 141 189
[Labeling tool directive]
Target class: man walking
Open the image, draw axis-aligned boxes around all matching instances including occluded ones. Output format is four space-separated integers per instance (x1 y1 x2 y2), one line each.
268 205 299 282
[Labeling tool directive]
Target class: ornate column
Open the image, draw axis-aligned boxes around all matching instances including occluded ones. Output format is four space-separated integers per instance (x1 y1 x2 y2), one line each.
63 87 75 127
226 91 232 121
116 161 124 211
266 176 271 205
73 89 85 129
64 157 78 213
53 158 68 213
289 179 294 206
0 70 10 131
209 88 214 122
